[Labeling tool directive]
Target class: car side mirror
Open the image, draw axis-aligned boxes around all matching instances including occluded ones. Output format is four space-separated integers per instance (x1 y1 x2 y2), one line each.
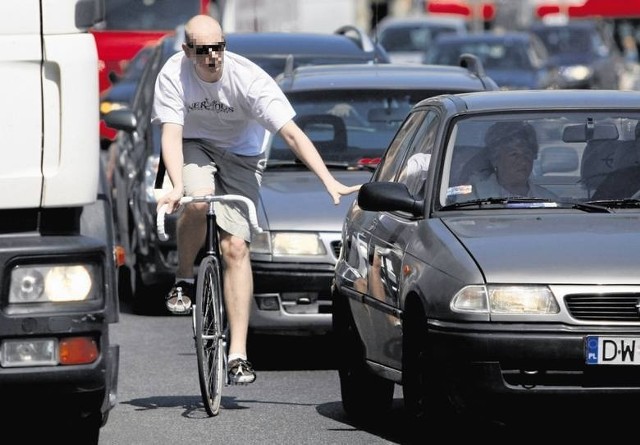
358 181 424 217
103 108 137 132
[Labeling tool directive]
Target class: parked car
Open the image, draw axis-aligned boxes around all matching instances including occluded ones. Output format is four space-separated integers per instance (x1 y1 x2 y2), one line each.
529 19 625 89
372 14 468 64
332 88 640 430
99 26 390 149
423 31 560 90
104 39 497 323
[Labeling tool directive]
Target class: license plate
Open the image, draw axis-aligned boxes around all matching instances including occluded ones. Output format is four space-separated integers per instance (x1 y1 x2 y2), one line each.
586 336 640 365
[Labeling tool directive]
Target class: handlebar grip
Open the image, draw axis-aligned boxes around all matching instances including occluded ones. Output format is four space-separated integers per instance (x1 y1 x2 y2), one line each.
157 204 169 241
224 194 263 234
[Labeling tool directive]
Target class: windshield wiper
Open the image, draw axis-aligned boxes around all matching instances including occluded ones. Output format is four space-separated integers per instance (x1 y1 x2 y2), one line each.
441 197 611 213
584 198 640 209
441 196 556 210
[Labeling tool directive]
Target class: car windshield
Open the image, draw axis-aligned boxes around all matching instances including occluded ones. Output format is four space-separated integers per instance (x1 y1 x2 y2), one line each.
265 90 426 167
379 25 461 52
101 0 202 30
440 112 640 208
532 27 601 56
426 39 531 70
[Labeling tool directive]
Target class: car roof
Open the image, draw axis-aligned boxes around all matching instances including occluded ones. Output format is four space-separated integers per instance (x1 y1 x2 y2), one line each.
226 32 375 56
426 89 640 112
529 19 602 30
374 14 467 30
435 31 535 44
276 63 495 92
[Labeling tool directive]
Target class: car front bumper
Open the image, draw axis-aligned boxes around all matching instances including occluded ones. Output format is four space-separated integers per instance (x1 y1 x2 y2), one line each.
427 320 640 413
250 261 335 335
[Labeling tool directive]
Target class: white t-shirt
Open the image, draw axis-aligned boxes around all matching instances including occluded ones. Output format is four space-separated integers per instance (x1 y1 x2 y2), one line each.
152 50 296 156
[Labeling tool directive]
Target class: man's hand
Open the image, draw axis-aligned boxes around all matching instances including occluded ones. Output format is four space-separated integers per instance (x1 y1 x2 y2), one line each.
326 181 361 205
156 187 184 214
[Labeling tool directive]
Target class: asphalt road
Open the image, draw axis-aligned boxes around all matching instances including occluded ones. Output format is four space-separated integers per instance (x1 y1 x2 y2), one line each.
98 302 410 445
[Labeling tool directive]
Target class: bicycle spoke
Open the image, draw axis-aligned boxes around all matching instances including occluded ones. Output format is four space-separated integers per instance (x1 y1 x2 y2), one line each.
195 256 225 416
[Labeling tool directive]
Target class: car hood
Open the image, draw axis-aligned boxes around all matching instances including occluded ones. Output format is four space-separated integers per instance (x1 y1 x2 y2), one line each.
442 213 640 284
259 170 370 231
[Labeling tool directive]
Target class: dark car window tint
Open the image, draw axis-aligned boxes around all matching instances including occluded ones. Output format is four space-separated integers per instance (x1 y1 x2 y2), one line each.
373 110 426 182
397 110 440 197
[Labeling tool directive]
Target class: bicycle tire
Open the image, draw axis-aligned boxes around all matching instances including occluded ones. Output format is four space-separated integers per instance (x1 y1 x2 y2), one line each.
194 255 226 417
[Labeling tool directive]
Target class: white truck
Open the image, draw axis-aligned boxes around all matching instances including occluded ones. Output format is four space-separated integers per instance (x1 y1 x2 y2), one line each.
0 0 119 441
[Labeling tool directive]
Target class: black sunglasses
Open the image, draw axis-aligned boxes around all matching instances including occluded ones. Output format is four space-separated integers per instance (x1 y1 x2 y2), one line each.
187 42 226 55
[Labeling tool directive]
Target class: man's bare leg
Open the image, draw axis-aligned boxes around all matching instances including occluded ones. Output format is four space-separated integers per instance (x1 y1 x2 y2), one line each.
219 231 252 358
175 203 207 279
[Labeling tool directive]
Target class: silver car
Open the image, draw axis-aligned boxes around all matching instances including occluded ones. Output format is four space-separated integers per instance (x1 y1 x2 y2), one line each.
249 61 497 335
333 88 640 429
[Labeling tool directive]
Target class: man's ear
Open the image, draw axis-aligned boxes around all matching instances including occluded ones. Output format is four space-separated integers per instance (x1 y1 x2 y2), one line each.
182 43 191 56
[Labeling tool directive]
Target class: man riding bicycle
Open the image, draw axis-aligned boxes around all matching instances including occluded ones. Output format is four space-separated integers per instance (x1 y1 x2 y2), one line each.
151 14 359 384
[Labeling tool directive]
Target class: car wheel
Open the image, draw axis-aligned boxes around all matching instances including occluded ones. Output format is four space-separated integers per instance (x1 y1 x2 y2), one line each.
332 285 394 423
402 304 455 433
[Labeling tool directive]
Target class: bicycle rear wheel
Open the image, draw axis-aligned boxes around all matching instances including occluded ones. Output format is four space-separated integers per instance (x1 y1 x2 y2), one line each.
194 255 226 417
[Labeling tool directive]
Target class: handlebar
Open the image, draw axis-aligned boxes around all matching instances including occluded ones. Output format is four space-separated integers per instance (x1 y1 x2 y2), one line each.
156 194 263 242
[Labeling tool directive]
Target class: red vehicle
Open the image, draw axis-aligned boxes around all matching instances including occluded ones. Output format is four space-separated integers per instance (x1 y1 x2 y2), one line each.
93 0 214 144
92 0 214 94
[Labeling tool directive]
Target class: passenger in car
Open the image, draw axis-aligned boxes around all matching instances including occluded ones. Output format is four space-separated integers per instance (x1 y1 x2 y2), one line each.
470 121 557 199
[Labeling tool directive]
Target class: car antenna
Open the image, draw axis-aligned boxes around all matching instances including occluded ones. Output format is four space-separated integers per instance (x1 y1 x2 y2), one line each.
459 53 486 77
283 54 294 77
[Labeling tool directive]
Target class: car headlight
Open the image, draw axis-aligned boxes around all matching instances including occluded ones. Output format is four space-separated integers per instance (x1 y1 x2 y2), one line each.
272 232 326 256
559 65 593 82
9 263 98 303
250 232 326 256
451 285 559 314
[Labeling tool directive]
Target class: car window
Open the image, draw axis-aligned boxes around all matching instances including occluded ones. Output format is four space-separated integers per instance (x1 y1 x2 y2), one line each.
267 91 422 166
440 113 640 207
373 110 427 182
396 110 440 198
101 0 203 30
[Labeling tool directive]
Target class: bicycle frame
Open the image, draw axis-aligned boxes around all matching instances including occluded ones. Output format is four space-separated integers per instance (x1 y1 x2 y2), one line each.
157 194 262 416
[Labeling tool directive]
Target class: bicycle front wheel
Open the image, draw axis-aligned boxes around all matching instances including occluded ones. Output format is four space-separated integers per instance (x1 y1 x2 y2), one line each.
194 255 226 417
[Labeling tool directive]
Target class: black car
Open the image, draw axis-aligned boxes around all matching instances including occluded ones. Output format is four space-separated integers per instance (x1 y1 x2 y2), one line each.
333 88 640 430
104 31 496 319
225 25 390 77
529 19 625 89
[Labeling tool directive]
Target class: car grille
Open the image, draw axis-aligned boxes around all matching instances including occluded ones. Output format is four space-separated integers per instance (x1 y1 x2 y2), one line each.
565 293 640 321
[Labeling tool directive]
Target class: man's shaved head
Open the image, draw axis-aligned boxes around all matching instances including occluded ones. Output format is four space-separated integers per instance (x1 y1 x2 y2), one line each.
184 15 223 45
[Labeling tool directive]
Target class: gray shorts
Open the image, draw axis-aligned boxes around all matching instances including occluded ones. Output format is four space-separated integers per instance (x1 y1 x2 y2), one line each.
182 139 266 242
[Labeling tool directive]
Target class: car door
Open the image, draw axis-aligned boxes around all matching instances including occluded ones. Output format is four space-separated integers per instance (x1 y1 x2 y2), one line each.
355 109 441 368
111 41 164 272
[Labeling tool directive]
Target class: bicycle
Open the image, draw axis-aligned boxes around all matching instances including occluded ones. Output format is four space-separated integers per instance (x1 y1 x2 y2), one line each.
157 194 262 417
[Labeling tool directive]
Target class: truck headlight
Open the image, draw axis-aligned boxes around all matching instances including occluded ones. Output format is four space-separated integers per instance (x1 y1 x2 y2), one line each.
9 264 97 303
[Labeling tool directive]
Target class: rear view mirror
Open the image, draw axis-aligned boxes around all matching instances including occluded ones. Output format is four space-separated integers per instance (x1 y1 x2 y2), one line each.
367 107 409 123
562 123 619 142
